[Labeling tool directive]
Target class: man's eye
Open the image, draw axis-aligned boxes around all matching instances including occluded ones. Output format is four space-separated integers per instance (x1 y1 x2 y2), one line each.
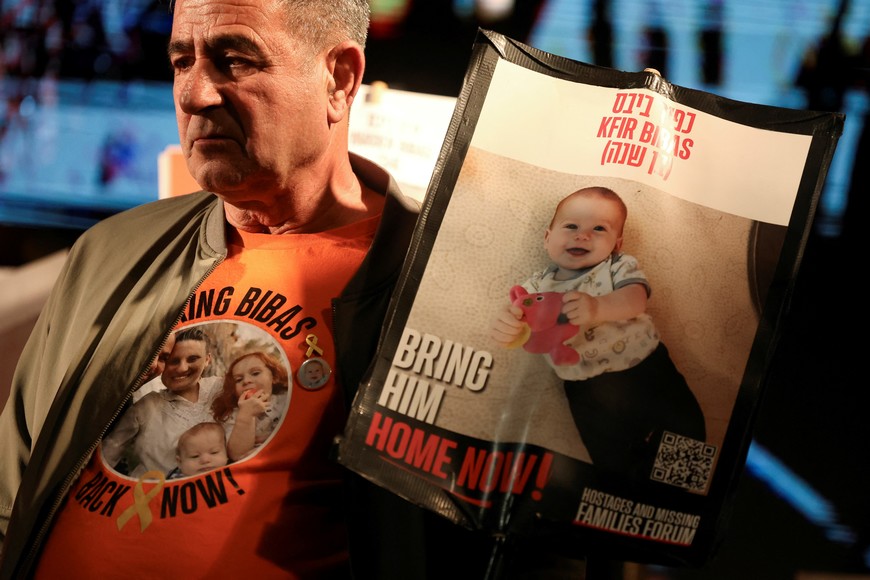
171 57 193 72
221 56 255 72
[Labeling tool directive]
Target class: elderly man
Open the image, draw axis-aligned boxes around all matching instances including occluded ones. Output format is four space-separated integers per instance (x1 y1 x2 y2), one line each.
0 0 476 576
0 0 587 577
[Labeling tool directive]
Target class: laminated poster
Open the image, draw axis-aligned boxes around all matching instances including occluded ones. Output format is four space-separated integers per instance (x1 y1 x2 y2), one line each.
336 30 844 567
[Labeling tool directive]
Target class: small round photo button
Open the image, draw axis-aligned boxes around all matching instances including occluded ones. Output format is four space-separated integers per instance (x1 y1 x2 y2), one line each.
297 357 331 390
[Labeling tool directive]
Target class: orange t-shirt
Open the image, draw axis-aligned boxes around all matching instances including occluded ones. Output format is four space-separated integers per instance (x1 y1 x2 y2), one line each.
35 215 380 579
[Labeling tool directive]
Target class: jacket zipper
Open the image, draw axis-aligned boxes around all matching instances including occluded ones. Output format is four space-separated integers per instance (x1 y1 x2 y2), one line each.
18 255 224 577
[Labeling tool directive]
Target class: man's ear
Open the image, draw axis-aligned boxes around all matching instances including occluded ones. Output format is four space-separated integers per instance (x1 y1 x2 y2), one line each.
614 236 624 253
326 41 365 125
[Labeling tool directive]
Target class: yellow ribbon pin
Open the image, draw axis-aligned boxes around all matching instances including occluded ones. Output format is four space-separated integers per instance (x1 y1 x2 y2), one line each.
304 334 324 358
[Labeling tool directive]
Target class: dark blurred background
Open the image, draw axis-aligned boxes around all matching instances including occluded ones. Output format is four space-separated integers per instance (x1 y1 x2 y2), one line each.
1 1 868 578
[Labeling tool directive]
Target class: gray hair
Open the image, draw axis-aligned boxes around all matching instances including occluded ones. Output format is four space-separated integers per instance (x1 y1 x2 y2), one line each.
168 0 370 50
278 0 371 51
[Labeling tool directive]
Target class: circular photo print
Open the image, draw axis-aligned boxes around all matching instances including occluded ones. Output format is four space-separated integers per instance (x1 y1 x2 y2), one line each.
101 321 291 480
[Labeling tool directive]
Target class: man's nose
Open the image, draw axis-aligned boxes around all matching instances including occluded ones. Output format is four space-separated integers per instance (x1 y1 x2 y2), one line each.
177 61 223 113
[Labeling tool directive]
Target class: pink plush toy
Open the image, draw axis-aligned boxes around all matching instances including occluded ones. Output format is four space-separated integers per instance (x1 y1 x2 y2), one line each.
508 286 580 366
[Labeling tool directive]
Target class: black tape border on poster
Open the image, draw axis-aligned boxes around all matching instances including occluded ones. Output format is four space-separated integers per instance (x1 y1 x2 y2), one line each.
339 28 845 568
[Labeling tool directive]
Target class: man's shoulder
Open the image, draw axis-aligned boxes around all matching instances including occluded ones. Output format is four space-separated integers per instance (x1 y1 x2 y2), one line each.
135 389 171 410
63 191 224 274
349 152 421 213
76 192 220 247
200 375 224 393
95 192 217 230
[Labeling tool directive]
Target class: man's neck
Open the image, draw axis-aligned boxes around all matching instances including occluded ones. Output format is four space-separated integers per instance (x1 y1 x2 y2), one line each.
224 182 384 234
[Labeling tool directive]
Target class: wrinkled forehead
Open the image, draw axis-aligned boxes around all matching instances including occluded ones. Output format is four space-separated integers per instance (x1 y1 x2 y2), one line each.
170 0 286 44
172 0 281 22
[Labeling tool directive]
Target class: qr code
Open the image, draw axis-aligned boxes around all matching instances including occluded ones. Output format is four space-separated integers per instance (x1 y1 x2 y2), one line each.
651 432 716 492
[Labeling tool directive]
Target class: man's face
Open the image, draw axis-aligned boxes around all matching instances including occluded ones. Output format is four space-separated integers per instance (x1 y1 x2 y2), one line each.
162 339 211 395
169 0 330 201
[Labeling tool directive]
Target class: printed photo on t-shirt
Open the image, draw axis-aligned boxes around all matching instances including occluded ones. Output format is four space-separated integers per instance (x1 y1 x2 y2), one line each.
101 321 291 480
